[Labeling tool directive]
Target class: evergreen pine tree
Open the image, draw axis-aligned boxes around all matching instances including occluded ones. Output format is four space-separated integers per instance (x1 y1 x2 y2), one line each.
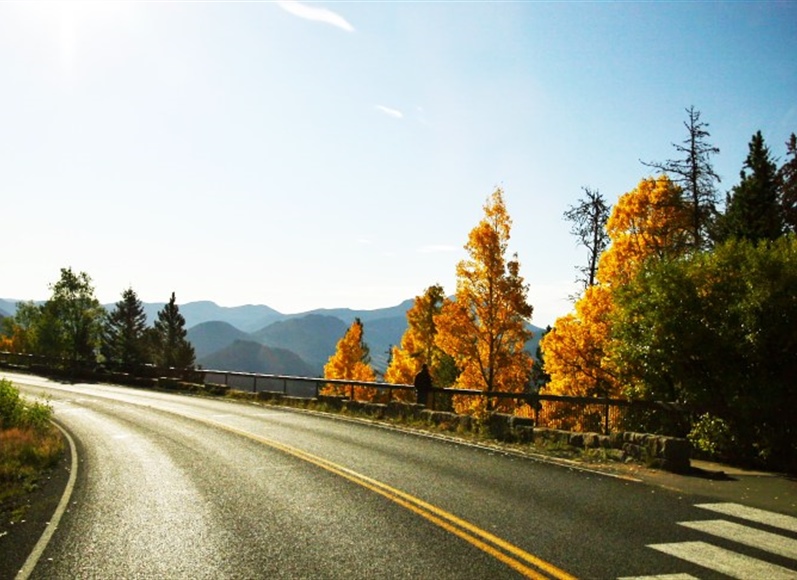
716 131 783 243
102 287 148 371
152 292 196 369
779 133 797 234
530 326 551 390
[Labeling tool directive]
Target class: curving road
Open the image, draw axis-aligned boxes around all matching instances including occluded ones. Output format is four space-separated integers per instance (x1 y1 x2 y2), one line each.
3 371 797 579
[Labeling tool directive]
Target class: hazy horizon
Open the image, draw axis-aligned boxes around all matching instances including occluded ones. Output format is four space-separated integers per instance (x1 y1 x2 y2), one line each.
2 2 794 329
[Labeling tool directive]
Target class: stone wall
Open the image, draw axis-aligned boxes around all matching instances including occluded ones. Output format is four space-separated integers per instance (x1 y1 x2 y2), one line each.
528 426 692 473
491 414 692 474
245 392 692 473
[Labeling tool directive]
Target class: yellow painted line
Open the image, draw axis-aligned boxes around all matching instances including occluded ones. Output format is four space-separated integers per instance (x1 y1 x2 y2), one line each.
16 377 577 580
200 416 577 580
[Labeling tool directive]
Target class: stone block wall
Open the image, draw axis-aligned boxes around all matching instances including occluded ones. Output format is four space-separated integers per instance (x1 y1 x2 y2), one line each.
530 424 691 474
223 391 692 473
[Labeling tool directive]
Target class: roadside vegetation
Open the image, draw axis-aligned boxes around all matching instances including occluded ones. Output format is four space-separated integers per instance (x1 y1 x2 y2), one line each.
1 108 795 472
0 378 63 522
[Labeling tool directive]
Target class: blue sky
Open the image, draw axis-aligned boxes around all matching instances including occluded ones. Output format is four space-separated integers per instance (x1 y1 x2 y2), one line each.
1 1 795 327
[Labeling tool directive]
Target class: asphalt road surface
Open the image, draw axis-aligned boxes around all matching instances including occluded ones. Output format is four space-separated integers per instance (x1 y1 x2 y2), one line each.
3 371 797 579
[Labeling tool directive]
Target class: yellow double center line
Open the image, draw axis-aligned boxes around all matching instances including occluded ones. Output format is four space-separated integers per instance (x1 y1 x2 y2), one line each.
204 417 577 580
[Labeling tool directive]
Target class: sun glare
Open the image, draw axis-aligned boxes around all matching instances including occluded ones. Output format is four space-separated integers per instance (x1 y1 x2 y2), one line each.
17 1 132 79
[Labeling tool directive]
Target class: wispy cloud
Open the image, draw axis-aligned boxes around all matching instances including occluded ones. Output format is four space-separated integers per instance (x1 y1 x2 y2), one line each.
418 244 459 254
375 105 404 119
276 1 354 32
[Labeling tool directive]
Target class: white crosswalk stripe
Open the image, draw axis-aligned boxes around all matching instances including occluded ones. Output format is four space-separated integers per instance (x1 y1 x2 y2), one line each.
648 541 797 579
679 519 797 560
624 502 797 580
696 502 797 533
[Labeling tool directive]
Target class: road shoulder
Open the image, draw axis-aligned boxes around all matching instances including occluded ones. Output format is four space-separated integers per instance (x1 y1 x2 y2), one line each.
0 429 73 580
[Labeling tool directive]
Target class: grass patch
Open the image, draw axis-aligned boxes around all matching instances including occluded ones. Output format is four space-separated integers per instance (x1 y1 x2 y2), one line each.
0 378 65 523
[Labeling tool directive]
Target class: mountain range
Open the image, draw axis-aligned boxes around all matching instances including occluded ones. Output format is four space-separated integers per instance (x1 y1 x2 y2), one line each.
0 298 545 378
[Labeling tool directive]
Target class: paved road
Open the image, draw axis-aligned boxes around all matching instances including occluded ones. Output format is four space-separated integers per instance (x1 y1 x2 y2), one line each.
4 372 797 579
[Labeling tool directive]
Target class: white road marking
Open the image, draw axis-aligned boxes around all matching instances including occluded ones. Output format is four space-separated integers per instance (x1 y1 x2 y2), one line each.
696 502 797 533
16 421 79 580
49 407 87 415
680 519 797 560
649 541 797 580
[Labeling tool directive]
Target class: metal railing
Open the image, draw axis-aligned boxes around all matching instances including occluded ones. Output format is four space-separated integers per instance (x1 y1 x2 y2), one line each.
196 368 689 436
201 369 415 401
0 351 690 436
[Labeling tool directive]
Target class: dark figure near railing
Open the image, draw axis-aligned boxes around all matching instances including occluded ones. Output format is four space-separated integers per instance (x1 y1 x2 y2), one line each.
414 364 432 408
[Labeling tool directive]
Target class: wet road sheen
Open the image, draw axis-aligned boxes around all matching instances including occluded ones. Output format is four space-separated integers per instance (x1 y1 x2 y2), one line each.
6 373 726 579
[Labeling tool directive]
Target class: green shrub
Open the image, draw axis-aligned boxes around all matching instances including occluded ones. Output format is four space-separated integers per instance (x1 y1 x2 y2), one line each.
688 413 734 460
22 400 54 432
0 378 53 431
0 379 24 429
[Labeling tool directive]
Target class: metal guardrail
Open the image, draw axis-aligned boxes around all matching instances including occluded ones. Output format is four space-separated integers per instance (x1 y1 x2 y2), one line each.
0 351 690 436
201 368 415 401
187 368 690 436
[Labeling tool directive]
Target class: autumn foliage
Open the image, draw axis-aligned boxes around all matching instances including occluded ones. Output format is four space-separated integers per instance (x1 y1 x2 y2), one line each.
542 176 689 402
539 284 616 397
598 175 690 286
434 189 534 416
322 318 377 401
384 285 453 403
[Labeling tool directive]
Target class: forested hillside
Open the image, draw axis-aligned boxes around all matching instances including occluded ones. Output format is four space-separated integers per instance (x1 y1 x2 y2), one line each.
198 340 315 376
185 308 543 377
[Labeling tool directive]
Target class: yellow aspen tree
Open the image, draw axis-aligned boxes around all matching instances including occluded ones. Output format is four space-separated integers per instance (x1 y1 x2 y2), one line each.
384 284 452 402
382 345 418 403
542 175 690 400
434 188 534 416
539 284 617 399
598 175 691 286
322 318 376 401
0 320 27 353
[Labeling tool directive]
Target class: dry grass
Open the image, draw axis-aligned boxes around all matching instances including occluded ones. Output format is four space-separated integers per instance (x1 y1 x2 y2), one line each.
0 425 64 522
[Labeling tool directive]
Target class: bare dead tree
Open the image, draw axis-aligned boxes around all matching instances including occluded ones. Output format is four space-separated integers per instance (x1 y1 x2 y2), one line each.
642 106 721 249
563 186 610 295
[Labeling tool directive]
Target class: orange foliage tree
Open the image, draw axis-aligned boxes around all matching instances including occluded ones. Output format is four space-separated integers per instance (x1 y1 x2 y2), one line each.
434 188 534 416
599 175 691 286
384 285 455 402
539 284 615 398
1 301 41 355
541 176 690 402
321 318 377 401
0 320 22 353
